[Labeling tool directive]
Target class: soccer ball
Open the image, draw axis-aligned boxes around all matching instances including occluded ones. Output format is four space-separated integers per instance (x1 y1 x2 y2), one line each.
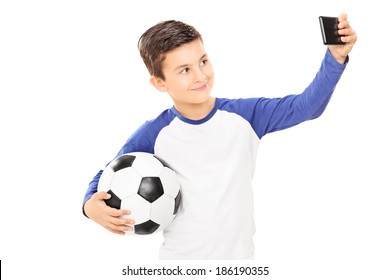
97 152 182 235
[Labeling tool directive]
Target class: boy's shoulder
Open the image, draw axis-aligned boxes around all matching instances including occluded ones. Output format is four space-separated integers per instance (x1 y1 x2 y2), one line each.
120 108 175 154
137 108 176 133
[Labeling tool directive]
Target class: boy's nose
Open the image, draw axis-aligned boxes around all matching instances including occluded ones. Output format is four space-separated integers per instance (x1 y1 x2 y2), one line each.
194 68 206 83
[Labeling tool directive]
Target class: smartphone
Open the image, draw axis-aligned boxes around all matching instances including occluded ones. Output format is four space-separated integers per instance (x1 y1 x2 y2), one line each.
319 16 345 45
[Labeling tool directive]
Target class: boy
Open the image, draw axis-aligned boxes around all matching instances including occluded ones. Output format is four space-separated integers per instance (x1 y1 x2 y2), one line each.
83 14 357 260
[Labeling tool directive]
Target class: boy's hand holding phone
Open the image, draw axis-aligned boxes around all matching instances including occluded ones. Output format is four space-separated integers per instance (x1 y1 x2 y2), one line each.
320 14 357 64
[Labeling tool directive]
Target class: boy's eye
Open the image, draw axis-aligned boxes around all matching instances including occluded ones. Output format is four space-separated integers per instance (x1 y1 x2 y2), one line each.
200 59 207 66
180 68 189 74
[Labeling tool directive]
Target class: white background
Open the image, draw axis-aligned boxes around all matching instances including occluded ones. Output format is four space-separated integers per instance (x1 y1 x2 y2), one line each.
1 0 389 279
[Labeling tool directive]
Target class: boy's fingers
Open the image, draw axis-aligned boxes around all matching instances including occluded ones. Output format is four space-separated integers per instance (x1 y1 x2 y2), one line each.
109 208 131 217
106 227 127 235
338 13 347 22
106 223 134 234
94 191 110 200
338 27 353 36
111 216 135 226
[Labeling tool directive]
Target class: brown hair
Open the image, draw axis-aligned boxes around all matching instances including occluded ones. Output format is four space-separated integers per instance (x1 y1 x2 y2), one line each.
138 20 202 80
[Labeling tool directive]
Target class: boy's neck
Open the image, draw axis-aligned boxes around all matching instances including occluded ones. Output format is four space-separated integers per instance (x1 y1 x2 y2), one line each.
174 97 216 121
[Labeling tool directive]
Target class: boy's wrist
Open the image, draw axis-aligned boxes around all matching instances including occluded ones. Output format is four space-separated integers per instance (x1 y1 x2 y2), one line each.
328 48 348 65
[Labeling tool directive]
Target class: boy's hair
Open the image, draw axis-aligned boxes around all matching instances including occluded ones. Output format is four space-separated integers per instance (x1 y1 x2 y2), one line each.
138 20 202 80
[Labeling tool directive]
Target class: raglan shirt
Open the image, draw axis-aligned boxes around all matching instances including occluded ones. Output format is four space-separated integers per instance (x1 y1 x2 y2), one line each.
83 50 348 259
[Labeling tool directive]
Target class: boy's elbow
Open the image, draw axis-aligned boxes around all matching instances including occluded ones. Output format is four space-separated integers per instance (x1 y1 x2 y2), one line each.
311 110 324 120
307 96 332 120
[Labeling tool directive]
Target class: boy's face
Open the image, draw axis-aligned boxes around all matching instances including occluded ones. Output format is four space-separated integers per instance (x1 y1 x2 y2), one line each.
151 39 214 115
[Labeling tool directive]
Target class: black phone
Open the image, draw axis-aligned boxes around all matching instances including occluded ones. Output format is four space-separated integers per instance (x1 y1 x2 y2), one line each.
319 16 345 45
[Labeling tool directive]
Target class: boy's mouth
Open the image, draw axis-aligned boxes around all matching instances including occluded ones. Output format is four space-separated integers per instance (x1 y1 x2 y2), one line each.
192 82 208 91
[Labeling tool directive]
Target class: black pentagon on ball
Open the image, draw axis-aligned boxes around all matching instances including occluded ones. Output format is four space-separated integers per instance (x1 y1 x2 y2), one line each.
174 191 182 215
138 177 164 203
134 220 160 235
110 154 136 172
105 190 121 209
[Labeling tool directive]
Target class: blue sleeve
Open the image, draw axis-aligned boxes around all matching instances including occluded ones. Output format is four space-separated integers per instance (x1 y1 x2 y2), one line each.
221 50 348 139
82 170 103 216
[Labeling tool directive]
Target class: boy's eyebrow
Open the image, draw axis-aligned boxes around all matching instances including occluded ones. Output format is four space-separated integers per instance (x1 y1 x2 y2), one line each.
174 53 207 71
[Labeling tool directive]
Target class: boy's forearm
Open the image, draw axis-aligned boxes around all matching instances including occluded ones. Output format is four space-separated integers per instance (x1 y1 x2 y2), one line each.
301 49 348 117
82 170 103 216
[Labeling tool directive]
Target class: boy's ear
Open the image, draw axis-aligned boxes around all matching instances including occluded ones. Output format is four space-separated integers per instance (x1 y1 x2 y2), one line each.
150 76 167 92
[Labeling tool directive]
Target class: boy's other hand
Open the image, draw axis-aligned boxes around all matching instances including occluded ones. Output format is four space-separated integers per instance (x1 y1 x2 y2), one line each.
328 13 357 64
84 191 134 235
